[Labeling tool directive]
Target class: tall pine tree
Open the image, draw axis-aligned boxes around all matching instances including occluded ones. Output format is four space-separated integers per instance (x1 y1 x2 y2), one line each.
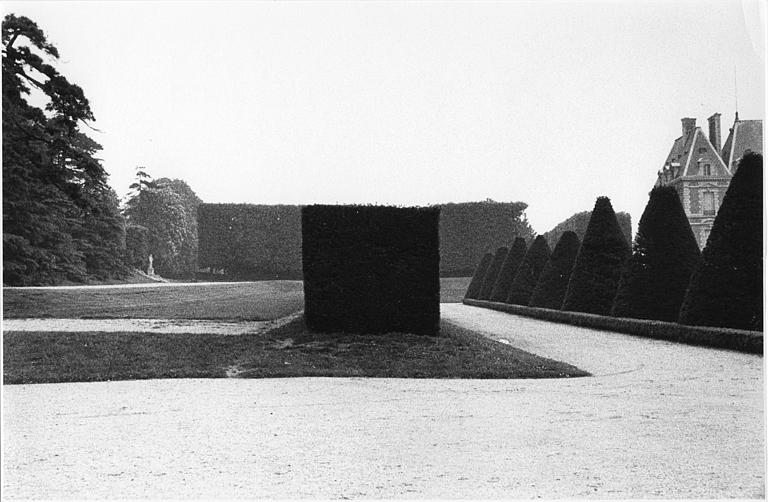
679 152 763 331
561 197 629 315
3 14 127 285
611 186 700 321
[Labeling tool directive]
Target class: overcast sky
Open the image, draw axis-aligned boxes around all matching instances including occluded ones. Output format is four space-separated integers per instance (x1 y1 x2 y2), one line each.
4 0 765 234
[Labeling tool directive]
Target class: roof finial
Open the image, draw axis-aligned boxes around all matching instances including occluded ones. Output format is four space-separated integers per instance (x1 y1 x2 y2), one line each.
734 66 739 122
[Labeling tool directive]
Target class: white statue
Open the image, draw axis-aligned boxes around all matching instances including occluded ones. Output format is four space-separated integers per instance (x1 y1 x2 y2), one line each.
147 254 155 276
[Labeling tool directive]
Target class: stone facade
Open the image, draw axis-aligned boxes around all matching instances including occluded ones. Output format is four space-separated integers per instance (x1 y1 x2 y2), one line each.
656 113 762 248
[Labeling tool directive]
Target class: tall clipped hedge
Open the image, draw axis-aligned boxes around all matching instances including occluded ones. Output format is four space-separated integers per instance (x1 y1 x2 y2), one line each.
197 204 303 280
197 200 533 280
543 210 632 251
489 237 528 302
612 186 700 322
506 235 551 305
464 252 494 300
529 231 580 309
679 152 763 331
302 205 440 335
439 201 534 276
562 197 630 315
478 247 509 300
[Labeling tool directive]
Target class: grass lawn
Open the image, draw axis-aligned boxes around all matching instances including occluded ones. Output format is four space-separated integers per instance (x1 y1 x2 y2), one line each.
3 316 589 384
3 281 305 321
3 276 584 383
3 278 471 320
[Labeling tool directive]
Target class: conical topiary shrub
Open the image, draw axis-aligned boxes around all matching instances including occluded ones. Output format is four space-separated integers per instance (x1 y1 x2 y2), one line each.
506 235 551 305
477 247 509 300
562 197 630 315
489 237 528 302
464 252 493 299
611 186 700 321
679 152 763 331
528 231 580 309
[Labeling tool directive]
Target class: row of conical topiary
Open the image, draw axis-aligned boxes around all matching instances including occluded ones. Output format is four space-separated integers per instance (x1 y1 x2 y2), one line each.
466 151 762 332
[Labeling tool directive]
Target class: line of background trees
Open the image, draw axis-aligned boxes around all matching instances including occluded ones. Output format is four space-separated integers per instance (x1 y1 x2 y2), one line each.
466 152 762 332
2 15 201 285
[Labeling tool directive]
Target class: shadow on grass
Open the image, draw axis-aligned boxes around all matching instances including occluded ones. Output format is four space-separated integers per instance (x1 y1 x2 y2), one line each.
3 316 589 384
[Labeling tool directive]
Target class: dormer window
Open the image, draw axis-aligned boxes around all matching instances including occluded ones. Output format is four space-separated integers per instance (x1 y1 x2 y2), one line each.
699 147 706 153
697 159 712 176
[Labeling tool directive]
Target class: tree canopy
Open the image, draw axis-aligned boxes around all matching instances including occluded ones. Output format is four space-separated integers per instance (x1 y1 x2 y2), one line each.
3 14 127 285
123 168 201 278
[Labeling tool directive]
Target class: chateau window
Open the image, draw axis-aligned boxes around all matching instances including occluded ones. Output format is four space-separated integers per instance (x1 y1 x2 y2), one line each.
702 192 715 215
699 147 706 154
703 164 711 176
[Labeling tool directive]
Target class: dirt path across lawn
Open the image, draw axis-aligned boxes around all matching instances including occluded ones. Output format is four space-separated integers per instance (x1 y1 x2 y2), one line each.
3 304 764 498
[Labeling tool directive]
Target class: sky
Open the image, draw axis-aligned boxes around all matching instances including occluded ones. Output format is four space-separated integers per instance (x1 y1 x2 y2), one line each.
4 0 765 235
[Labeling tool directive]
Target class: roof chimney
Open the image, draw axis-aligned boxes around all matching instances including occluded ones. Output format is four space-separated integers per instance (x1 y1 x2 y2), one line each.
681 117 696 137
708 113 721 153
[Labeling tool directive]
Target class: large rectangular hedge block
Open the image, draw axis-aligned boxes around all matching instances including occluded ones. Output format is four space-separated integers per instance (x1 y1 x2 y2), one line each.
302 205 440 335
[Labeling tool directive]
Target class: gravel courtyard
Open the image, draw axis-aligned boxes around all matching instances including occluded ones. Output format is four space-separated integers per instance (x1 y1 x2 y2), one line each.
3 304 764 498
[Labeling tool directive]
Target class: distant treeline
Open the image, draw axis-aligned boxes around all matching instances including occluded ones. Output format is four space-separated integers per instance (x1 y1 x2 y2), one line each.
197 201 534 280
542 210 632 250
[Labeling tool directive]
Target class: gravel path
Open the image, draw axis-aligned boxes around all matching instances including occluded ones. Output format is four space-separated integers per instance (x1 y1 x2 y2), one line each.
3 304 764 498
2 312 302 335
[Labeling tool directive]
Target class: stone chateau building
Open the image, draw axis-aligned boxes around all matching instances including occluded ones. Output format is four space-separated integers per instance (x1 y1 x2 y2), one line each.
656 112 762 247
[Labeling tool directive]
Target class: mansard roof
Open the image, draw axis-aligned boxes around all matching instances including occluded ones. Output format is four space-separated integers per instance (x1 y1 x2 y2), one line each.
721 119 763 172
663 127 728 176
664 129 696 168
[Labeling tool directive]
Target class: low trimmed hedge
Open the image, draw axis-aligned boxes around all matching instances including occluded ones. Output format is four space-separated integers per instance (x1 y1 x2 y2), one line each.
463 298 762 354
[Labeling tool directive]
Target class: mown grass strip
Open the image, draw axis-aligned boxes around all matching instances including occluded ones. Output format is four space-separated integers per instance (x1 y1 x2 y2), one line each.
3 317 589 384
